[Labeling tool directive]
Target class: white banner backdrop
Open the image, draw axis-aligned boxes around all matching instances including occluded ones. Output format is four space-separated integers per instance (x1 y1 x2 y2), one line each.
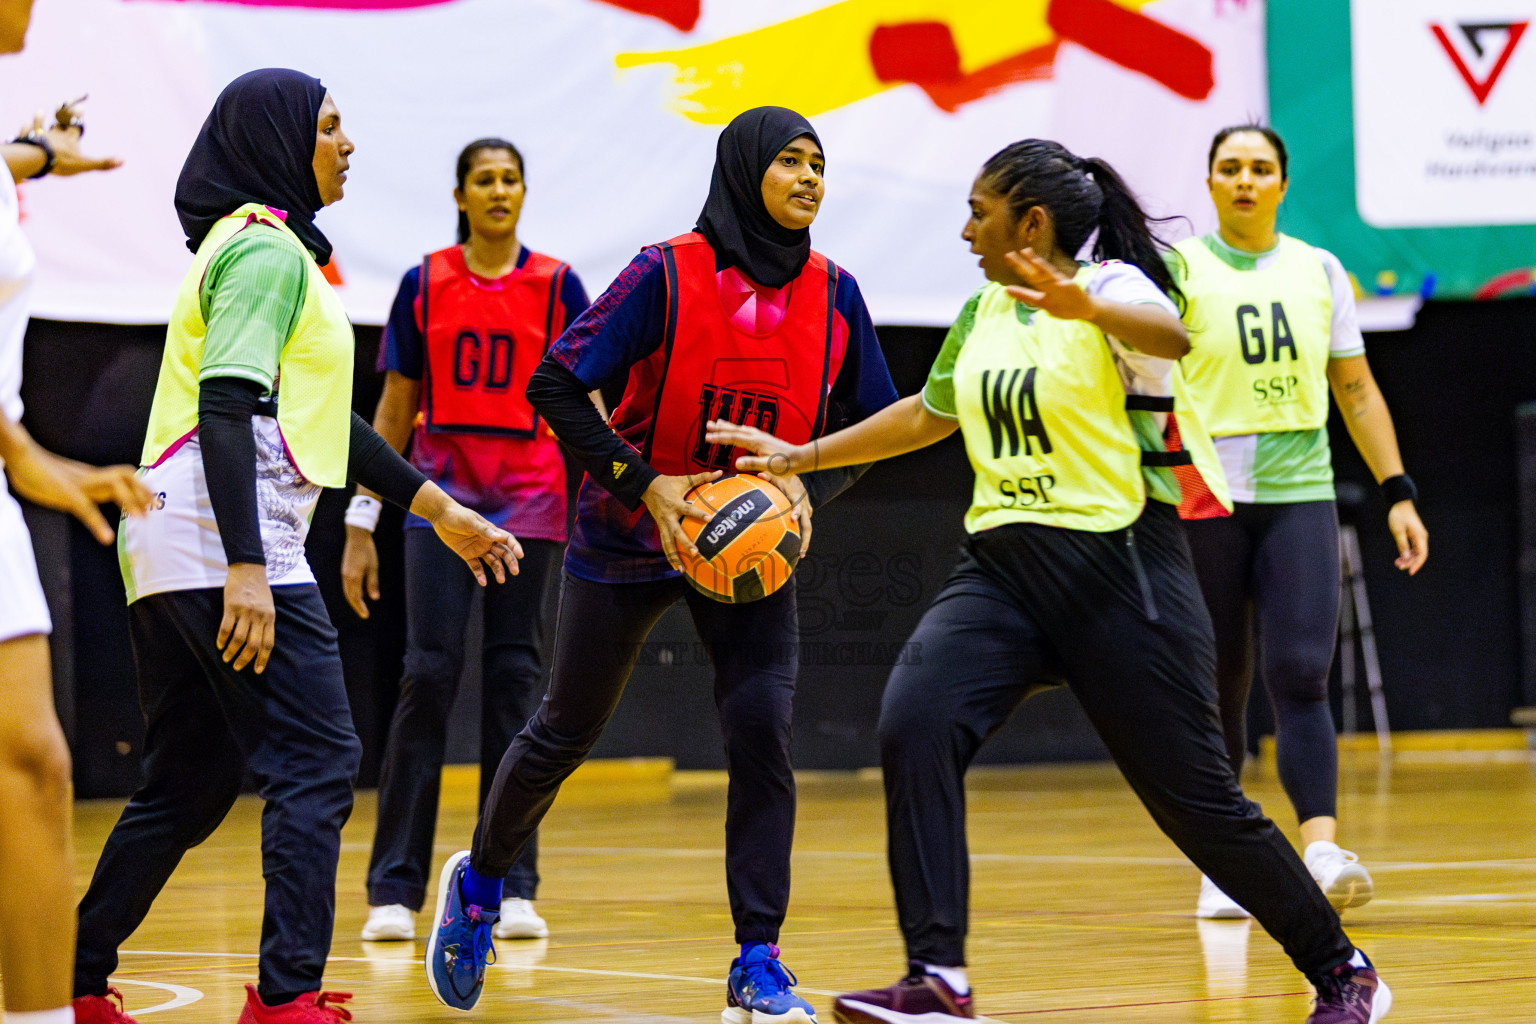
0 0 1265 326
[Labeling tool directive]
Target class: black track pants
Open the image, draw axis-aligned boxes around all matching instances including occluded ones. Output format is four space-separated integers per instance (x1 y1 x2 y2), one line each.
471 571 799 944
878 503 1353 979
75 585 361 1003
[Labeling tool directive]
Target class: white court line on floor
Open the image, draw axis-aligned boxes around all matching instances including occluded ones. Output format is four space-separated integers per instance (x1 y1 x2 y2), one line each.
339 956 846 998
121 854 1536 1005
106 978 204 1015
1371 894 1536 904
531 846 1201 867
1369 859 1536 872
340 840 1536 872
483 994 700 1024
402 844 1536 871
122 950 252 959
505 963 845 998
122 949 843 998
345 842 1195 866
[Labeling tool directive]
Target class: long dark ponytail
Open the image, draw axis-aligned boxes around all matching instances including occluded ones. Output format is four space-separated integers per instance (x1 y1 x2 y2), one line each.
979 140 1182 307
454 137 524 244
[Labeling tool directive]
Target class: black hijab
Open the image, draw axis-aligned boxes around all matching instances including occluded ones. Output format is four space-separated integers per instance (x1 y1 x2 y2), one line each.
175 68 333 265
694 106 821 288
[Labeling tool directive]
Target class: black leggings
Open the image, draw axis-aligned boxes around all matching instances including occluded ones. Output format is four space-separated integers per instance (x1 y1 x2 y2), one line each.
471 571 800 944
878 503 1352 978
366 532 562 909
1184 501 1341 824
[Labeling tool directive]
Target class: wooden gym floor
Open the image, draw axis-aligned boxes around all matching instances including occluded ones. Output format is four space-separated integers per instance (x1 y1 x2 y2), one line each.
42 742 1536 1022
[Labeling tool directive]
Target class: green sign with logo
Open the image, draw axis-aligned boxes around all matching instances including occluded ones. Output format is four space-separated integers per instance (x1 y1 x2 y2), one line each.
1268 0 1536 301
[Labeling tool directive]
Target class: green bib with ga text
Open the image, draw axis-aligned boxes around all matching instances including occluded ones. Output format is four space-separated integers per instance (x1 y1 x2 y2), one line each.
1175 234 1333 437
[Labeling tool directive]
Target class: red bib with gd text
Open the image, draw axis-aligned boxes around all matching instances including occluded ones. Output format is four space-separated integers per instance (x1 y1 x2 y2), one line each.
420 245 569 437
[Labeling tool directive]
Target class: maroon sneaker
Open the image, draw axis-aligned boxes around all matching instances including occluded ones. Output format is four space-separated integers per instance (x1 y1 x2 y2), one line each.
1307 955 1392 1023
833 964 976 1023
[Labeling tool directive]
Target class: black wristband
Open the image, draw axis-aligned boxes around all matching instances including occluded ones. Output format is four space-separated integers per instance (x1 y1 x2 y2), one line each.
11 133 56 178
1380 473 1417 506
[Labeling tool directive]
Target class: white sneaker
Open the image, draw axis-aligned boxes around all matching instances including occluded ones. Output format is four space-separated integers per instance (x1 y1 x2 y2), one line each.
494 897 549 940
1305 841 1374 912
1196 874 1253 919
360 903 415 941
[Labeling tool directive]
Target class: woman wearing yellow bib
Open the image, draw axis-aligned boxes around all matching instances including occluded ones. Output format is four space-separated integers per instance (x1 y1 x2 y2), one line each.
1174 125 1428 922
70 70 521 1024
709 140 1389 1024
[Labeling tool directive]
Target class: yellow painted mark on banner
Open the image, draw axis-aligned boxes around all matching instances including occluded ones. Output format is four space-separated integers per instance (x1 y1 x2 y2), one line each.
614 0 1152 123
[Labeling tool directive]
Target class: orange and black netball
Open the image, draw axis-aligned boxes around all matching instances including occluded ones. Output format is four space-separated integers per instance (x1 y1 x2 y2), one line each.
678 475 801 603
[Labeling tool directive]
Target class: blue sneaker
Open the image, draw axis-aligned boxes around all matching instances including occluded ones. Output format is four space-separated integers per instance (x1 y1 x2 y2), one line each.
723 943 818 1023
426 850 499 1011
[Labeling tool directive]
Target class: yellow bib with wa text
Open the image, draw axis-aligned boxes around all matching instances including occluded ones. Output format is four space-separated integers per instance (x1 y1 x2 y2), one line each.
953 273 1229 534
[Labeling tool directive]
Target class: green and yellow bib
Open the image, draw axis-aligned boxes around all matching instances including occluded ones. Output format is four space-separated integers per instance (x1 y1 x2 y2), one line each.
1174 233 1333 437
939 272 1229 534
141 203 354 487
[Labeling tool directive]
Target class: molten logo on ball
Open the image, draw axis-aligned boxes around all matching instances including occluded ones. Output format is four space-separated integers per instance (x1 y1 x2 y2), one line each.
700 496 770 553
680 476 801 604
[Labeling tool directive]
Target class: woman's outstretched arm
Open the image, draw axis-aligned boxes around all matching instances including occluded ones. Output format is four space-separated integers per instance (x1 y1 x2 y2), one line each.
706 393 957 476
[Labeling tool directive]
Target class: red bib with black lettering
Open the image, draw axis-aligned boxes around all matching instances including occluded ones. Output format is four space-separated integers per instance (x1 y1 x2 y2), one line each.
420 245 570 437
625 232 841 474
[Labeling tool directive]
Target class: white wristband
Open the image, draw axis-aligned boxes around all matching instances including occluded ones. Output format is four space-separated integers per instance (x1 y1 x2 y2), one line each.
345 495 382 533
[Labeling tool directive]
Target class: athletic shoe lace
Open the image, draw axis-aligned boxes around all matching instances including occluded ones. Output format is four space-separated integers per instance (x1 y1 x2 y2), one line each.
98 988 133 1022
464 905 498 970
309 991 354 1021
1314 966 1369 1017
743 944 798 997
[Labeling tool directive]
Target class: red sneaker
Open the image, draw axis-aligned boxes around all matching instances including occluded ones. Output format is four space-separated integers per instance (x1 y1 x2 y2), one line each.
237 984 355 1023
73 988 140 1024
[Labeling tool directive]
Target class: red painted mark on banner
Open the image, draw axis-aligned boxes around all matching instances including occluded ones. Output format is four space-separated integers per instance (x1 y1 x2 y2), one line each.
868 1 1207 113
590 0 699 32
869 22 1057 112
1047 0 1213 100
919 44 1059 112
870 22 963 84
1431 21 1528 106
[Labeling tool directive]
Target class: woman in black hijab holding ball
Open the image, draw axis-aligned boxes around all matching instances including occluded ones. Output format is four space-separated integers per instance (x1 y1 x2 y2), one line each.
425 107 897 1022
